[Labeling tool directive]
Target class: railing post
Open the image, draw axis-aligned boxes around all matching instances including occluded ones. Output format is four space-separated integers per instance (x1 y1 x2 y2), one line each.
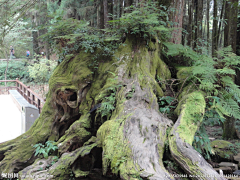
16 78 19 93
38 99 41 113
32 94 35 105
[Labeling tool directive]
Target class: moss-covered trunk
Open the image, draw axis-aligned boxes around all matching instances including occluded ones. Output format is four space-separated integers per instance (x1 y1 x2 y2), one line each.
0 36 225 180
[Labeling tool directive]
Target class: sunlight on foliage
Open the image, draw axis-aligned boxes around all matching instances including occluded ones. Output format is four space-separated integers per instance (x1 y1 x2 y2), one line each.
28 58 57 84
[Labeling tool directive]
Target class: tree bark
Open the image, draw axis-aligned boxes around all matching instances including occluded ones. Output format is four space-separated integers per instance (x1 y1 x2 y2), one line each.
224 0 238 53
196 0 203 52
169 0 185 44
206 0 210 54
0 34 226 179
193 0 197 50
217 1 225 49
103 0 108 28
187 0 193 47
98 0 104 29
212 0 218 57
222 0 238 140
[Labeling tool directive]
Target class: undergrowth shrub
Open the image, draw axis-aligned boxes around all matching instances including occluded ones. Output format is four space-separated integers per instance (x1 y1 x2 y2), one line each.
0 61 31 83
163 43 240 159
28 58 57 84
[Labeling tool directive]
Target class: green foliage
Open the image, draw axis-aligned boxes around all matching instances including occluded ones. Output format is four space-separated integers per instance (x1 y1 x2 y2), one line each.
163 160 178 171
193 125 212 159
158 96 176 115
97 72 121 119
112 156 127 173
41 19 119 63
42 2 173 65
33 141 58 159
193 97 225 159
98 91 116 117
0 61 31 82
0 0 35 59
164 43 240 120
109 2 171 42
126 86 135 99
164 43 240 158
227 143 240 155
28 58 57 84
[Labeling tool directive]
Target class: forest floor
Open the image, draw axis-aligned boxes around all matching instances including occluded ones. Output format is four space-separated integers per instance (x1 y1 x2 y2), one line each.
206 121 240 143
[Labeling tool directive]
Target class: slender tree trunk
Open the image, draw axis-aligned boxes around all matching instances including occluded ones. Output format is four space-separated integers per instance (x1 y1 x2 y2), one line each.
182 0 187 45
4 50 9 87
223 0 238 140
125 0 132 8
206 0 210 54
32 15 39 57
212 0 218 57
103 0 108 28
98 0 104 29
192 0 197 50
236 17 240 56
117 0 121 19
217 1 225 49
196 0 203 53
108 0 113 21
187 0 193 47
230 0 238 53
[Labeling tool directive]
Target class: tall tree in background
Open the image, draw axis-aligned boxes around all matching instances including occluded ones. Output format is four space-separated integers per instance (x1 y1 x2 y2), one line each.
217 0 225 49
222 0 239 139
187 0 193 47
206 0 210 53
224 0 238 53
212 0 218 57
169 0 185 44
194 0 203 52
31 0 49 57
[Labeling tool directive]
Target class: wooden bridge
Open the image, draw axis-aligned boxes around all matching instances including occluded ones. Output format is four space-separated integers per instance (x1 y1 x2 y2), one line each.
0 79 45 143
0 79 45 113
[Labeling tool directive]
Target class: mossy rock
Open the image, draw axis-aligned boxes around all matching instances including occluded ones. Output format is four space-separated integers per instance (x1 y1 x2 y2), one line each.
211 140 234 160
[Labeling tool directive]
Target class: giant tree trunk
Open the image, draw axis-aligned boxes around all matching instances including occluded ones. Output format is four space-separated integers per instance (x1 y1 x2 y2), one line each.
0 35 225 180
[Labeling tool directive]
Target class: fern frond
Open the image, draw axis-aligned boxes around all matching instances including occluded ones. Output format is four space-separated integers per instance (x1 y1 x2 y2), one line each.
221 98 240 119
216 68 235 75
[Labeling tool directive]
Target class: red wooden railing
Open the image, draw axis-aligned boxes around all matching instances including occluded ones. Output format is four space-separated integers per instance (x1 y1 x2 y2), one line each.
0 78 45 113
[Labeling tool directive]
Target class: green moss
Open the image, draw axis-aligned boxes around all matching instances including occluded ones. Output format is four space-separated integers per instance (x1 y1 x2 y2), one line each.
169 137 203 176
176 66 192 80
168 91 207 178
49 142 97 179
73 169 89 177
176 91 206 145
57 114 92 154
211 140 234 158
148 41 156 51
97 116 141 178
